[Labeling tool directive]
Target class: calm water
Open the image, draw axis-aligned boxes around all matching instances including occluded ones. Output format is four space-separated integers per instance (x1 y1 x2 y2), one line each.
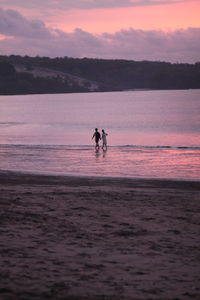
0 90 200 180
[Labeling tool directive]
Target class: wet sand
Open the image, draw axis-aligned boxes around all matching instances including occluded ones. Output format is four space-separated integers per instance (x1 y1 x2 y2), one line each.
0 171 200 300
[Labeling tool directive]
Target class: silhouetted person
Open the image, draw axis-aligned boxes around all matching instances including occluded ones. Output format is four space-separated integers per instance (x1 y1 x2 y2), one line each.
92 128 101 150
102 129 108 150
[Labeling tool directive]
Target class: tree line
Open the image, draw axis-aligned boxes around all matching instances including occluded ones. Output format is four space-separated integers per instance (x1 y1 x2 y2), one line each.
0 55 200 95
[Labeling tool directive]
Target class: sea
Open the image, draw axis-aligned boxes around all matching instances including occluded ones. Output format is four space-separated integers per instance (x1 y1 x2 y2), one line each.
0 89 200 180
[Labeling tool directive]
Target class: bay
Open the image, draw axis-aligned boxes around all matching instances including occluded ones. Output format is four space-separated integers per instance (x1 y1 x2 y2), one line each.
0 90 199 180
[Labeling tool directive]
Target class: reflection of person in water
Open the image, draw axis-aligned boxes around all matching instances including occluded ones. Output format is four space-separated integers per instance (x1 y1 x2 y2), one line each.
92 128 101 150
102 129 108 150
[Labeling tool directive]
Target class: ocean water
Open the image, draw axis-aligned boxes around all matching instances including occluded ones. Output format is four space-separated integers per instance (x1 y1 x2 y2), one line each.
0 90 200 180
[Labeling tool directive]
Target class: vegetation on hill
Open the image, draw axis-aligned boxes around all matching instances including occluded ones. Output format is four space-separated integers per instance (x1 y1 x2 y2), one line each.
0 55 200 95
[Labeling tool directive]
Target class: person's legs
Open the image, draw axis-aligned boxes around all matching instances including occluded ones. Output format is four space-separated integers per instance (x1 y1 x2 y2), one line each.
102 141 107 150
95 139 100 149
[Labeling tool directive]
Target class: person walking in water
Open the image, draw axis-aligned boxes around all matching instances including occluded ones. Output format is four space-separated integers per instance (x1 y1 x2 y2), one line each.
92 128 101 150
102 129 108 150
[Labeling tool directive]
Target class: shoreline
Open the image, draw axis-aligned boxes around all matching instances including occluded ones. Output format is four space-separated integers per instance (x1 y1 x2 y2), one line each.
0 87 200 97
1 169 200 187
1 170 200 299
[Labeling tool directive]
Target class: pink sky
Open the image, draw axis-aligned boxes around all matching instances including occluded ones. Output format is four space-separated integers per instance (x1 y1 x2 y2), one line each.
48 1 200 33
0 0 200 62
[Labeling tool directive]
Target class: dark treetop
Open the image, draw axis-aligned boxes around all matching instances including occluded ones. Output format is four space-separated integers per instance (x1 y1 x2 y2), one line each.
0 55 200 95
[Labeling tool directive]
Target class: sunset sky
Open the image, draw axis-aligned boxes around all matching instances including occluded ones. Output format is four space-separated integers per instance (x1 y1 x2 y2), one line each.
0 0 200 62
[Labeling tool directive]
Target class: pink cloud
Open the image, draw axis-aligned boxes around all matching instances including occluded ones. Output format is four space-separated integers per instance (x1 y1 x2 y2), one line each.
0 8 51 38
0 0 193 10
0 8 200 63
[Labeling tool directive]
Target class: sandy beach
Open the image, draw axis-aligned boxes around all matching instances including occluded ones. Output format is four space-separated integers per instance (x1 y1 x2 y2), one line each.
0 171 200 300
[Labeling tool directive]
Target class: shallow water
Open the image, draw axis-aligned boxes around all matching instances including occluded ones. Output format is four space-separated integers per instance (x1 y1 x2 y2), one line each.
0 90 200 180
0 144 199 180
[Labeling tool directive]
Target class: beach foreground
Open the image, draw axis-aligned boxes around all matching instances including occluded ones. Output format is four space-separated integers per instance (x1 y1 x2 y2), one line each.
0 171 200 300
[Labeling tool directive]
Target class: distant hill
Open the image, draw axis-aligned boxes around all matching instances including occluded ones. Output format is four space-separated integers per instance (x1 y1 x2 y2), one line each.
0 55 200 95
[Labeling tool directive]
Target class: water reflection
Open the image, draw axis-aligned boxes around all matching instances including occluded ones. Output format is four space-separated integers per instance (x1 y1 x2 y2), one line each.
102 148 107 158
95 148 101 161
94 147 108 164
1 145 199 180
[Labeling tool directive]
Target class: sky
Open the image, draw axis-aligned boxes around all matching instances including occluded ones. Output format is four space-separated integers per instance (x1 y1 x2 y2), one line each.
0 0 200 63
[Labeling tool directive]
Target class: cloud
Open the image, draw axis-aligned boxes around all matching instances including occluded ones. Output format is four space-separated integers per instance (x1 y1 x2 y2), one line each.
102 28 200 62
0 8 200 63
0 0 190 10
0 8 52 39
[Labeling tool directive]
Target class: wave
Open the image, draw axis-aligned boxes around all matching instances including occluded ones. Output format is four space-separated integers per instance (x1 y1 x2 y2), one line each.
0 144 200 151
116 145 200 150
